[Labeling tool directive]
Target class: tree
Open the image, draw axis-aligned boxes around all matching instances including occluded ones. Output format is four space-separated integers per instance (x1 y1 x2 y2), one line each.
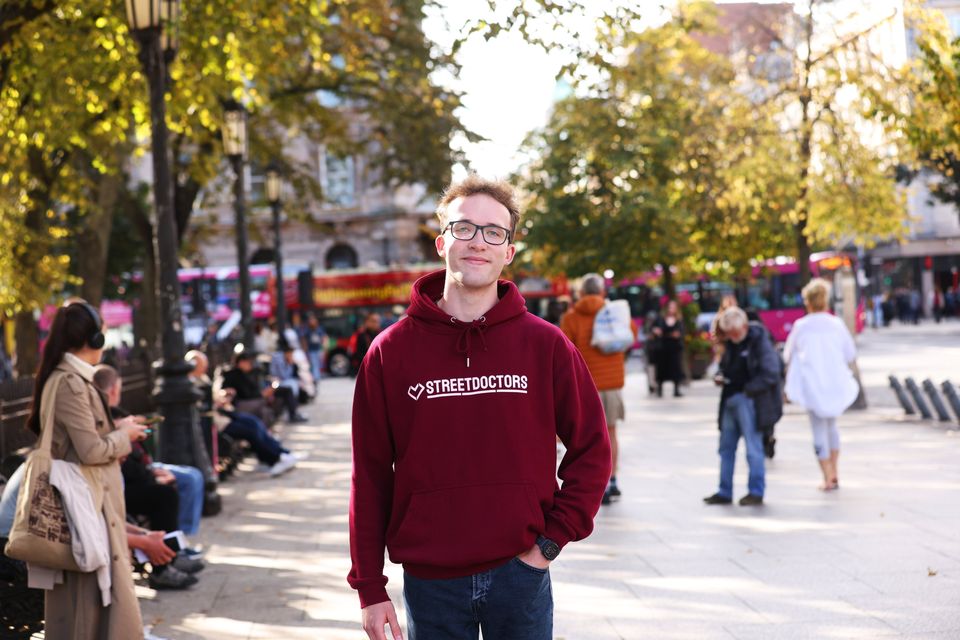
871 2 960 223
743 0 907 282
518 0 907 290
518 2 769 295
0 0 473 366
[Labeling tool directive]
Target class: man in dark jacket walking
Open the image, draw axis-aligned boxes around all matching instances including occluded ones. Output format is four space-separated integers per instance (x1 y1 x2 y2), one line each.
704 307 782 506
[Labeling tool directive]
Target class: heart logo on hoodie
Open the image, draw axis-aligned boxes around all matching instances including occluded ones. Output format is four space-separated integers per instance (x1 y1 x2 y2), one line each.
407 383 425 401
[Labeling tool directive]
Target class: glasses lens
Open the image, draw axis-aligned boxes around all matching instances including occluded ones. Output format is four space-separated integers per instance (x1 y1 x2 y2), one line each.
450 221 476 240
483 226 508 244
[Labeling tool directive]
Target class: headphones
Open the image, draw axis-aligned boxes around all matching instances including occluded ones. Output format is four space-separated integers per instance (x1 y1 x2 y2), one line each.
70 302 106 350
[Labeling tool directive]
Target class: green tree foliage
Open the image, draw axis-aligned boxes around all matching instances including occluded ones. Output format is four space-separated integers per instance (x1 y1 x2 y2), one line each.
871 1 960 222
518 2 778 293
0 0 473 367
518 0 906 289
746 0 906 282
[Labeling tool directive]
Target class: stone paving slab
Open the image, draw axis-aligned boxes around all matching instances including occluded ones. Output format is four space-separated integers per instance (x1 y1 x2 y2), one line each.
142 322 960 639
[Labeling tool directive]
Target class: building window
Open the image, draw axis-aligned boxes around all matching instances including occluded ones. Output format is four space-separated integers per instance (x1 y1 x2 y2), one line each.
323 152 356 207
326 243 358 269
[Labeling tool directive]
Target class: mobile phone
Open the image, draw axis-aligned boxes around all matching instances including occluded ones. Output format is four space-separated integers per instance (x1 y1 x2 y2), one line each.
162 531 185 552
140 415 165 425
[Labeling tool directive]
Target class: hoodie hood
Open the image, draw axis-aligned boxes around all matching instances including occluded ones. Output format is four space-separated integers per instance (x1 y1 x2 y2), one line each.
572 294 605 316
406 270 528 367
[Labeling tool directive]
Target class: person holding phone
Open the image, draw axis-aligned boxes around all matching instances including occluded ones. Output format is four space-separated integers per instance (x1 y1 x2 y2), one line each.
23 301 150 638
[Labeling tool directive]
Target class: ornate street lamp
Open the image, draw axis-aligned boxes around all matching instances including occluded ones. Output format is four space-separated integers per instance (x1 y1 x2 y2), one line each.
222 99 254 351
265 161 288 339
125 0 220 513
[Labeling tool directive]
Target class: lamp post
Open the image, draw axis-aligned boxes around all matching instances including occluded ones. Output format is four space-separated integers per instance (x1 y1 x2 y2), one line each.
125 0 220 513
222 99 254 351
265 161 288 339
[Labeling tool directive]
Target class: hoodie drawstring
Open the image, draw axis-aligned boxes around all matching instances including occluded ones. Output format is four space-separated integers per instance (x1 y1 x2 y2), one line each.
454 316 488 367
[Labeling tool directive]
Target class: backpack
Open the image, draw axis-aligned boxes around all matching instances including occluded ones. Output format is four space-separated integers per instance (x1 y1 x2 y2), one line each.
591 299 634 354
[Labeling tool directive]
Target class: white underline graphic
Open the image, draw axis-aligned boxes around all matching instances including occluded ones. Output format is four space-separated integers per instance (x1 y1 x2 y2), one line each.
426 389 528 399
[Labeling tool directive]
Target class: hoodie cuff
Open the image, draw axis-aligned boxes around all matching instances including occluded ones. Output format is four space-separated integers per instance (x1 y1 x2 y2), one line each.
542 517 574 550
358 585 391 610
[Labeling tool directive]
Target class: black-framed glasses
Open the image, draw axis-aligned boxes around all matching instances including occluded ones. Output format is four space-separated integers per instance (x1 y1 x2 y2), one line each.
444 220 512 245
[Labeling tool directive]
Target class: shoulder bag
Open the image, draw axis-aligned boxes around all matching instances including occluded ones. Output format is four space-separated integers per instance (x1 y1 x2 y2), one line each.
4 374 83 572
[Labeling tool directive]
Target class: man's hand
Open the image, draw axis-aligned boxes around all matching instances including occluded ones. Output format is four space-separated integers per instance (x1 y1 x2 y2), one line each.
361 600 403 640
133 530 176 566
152 467 176 485
516 544 551 570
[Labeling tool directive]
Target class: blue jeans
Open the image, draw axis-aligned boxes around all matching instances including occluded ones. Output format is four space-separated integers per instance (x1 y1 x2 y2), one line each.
223 412 286 465
718 393 765 498
308 349 323 382
153 463 204 536
403 558 553 640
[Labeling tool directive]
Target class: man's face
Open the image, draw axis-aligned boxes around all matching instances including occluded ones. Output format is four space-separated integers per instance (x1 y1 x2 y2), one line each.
108 380 122 408
727 325 748 344
436 194 516 291
366 314 381 332
190 357 208 378
238 358 253 372
284 350 295 363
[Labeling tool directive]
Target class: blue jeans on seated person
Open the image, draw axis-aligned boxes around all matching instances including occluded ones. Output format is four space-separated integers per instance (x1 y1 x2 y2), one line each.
403 557 552 640
223 412 286 466
718 392 765 499
152 463 204 536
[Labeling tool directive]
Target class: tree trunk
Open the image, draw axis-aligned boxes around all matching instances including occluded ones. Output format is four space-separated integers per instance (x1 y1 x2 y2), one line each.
129 195 160 358
662 265 675 300
77 166 122 306
796 0 815 286
14 311 39 377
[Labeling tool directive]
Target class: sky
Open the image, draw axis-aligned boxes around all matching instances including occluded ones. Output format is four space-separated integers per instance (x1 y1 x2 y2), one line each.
422 0 814 180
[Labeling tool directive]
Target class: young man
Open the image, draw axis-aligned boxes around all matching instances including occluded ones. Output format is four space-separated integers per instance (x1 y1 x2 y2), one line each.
348 175 611 640
560 273 637 505
301 315 327 382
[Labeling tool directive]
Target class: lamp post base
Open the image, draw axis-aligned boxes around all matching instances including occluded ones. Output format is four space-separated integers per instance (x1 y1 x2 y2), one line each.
153 358 221 516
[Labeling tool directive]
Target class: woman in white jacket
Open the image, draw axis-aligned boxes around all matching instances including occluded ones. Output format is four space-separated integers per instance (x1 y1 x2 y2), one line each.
784 279 859 491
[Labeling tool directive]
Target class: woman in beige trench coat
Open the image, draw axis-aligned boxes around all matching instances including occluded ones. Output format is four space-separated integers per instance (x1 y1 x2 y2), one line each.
25 302 149 639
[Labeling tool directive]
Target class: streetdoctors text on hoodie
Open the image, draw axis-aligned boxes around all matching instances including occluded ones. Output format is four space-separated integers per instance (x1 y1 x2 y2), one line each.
347 270 611 608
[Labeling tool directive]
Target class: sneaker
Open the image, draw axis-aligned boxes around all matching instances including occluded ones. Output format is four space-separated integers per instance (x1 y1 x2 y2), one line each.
148 565 198 590
288 413 309 424
172 551 205 574
183 546 204 559
703 493 732 505
269 452 298 476
739 493 764 506
609 484 621 498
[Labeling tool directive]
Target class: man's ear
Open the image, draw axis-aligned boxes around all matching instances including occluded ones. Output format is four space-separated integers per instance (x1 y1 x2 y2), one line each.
435 234 446 258
504 243 516 265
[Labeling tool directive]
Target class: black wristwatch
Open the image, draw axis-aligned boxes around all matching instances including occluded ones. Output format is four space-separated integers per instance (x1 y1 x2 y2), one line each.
536 535 560 561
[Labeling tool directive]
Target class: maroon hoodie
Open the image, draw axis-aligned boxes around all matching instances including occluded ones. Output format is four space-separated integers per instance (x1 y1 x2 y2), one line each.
347 270 611 608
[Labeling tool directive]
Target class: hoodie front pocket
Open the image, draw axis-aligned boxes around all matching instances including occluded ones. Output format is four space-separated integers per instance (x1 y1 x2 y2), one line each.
388 482 543 568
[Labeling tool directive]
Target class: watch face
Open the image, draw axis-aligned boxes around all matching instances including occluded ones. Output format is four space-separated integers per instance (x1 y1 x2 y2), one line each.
541 540 560 560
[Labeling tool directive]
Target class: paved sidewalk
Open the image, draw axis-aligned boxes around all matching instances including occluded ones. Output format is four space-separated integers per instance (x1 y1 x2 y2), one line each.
143 323 960 639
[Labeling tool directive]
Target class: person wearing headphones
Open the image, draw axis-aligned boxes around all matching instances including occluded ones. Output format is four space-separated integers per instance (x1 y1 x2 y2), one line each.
23 300 150 638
